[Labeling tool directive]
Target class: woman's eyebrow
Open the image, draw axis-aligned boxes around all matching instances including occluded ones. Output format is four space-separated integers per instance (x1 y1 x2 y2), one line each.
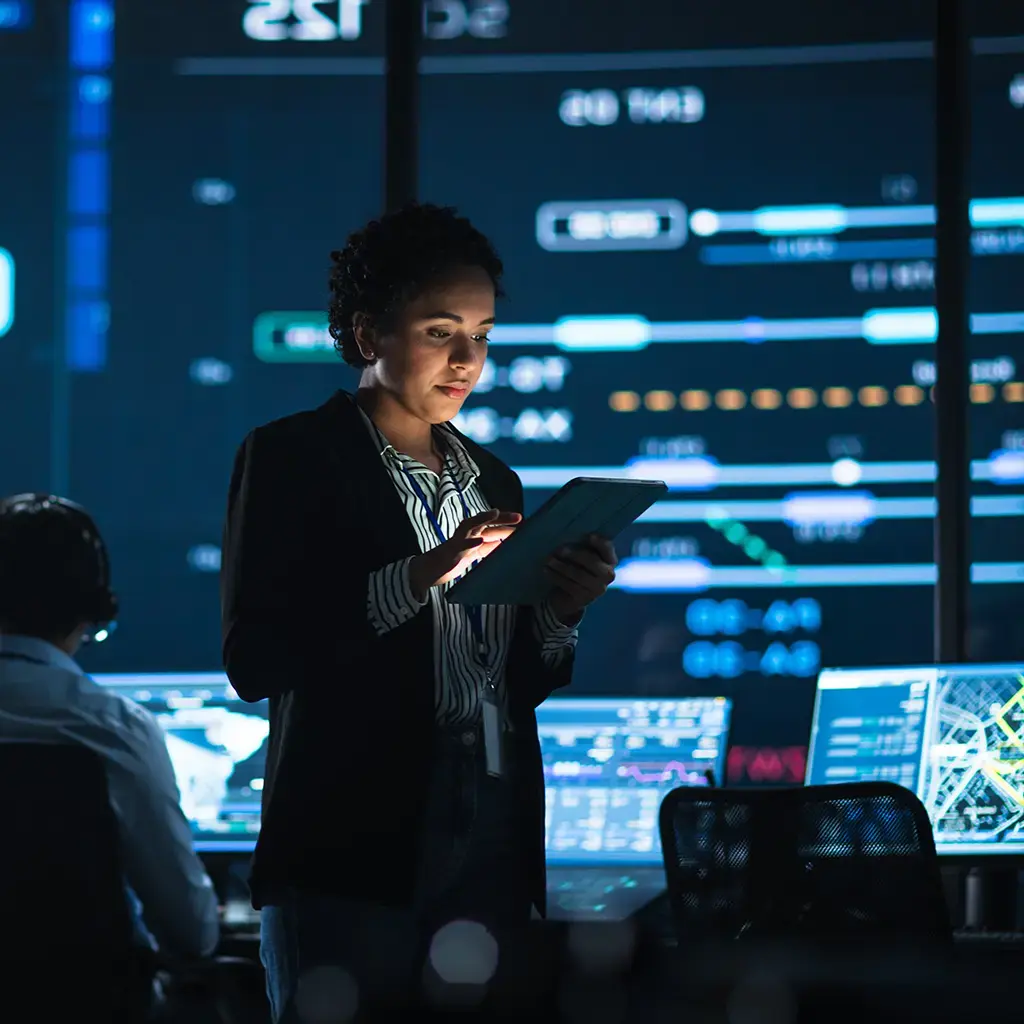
419 312 496 326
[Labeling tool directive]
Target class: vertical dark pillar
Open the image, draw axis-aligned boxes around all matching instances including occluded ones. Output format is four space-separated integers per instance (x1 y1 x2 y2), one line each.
384 0 420 212
933 0 972 663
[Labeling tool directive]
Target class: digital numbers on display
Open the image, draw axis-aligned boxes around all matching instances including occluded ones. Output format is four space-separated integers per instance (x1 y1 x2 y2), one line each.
241 0 510 42
683 598 822 679
453 406 573 444
243 0 369 41
850 260 934 293
422 0 509 40
474 355 570 393
686 597 822 636
684 639 822 679
559 87 705 127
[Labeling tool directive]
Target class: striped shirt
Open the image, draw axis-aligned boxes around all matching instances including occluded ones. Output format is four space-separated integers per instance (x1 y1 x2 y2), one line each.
357 403 578 725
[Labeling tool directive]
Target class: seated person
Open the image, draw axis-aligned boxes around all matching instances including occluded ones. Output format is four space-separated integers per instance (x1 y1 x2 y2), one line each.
0 493 219 959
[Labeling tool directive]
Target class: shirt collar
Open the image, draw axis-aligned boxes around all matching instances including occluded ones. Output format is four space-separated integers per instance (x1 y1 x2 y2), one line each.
0 634 84 676
435 423 481 486
354 400 481 486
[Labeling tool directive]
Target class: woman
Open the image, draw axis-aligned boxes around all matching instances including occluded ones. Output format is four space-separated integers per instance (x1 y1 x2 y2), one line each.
220 203 617 1018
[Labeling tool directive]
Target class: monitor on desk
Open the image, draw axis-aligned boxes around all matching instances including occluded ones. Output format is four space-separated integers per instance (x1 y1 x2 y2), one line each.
92 673 268 852
537 696 733 864
91 676 731 863
806 663 1024 855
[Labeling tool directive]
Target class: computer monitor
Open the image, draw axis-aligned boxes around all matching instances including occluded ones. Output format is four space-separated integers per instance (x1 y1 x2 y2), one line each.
93 673 268 852
92 676 731 863
537 696 733 864
806 663 1024 855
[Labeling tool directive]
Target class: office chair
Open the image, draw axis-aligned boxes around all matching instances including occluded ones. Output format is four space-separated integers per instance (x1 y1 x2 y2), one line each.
0 742 255 1023
659 780 951 944
0 741 157 1019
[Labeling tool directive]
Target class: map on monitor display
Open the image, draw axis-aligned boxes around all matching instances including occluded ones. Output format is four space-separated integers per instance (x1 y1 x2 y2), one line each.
94 673 268 851
807 663 1024 854
924 668 1024 848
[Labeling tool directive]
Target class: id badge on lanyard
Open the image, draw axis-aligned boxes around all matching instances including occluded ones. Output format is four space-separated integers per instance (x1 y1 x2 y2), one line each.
402 460 505 778
472 606 504 778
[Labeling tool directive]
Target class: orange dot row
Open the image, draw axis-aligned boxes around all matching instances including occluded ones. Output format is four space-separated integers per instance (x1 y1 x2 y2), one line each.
609 381 1024 413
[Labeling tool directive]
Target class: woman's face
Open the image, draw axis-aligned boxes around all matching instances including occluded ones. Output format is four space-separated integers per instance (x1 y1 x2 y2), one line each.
356 264 495 424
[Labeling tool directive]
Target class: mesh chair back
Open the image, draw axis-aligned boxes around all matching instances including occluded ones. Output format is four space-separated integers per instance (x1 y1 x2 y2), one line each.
0 742 137 955
659 781 951 944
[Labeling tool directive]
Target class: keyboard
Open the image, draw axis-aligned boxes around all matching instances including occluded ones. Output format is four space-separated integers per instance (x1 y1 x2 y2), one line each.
216 870 669 930
546 866 666 922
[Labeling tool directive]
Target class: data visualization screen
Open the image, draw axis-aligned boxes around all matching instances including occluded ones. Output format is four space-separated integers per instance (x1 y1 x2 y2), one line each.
806 663 1024 855
219 3 1023 760
90 678 729 859
539 696 731 864
1 1 1017 769
969 7 1024 662
94 673 269 852
70 0 384 669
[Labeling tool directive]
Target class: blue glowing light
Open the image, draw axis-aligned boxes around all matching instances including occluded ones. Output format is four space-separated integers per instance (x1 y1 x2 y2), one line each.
70 1 113 69
611 559 1024 592
552 315 651 351
989 450 1024 485
683 639 821 679
862 307 938 344
754 205 847 235
781 491 877 527
0 1 31 30
0 248 13 337
624 456 720 491
514 458 1005 490
970 198 1024 228
687 196 1024 237
66 0 113 373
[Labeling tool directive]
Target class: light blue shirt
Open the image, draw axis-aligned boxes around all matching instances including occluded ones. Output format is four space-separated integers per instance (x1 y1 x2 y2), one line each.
0 635 219 958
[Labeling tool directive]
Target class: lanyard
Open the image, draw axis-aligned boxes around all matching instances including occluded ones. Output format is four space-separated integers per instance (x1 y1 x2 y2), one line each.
399 459 492 681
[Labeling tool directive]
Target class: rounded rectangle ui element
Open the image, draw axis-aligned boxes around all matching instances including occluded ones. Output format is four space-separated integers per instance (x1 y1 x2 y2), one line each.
0 248 12 337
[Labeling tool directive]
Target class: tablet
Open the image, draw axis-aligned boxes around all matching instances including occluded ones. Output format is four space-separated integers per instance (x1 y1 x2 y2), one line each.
445 477 667 606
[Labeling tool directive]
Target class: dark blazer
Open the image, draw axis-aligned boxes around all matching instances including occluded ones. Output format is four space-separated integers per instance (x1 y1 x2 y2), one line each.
220 390 574 911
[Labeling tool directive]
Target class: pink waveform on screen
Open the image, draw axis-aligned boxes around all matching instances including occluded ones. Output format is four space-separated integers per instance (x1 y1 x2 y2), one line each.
617 762 705 784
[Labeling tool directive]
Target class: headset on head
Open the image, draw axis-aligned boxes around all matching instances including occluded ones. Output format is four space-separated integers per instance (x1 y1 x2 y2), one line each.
0 493 119 640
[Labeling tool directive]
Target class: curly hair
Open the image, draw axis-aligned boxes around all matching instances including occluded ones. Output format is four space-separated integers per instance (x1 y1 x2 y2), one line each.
328 203 505 367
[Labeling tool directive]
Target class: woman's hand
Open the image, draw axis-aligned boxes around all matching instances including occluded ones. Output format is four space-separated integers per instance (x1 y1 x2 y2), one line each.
409 509 522 599
545 534 618 625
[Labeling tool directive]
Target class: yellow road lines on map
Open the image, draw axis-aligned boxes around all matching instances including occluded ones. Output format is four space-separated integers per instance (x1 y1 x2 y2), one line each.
986 675 1024 805
994 677 1024 753
983 763 1024 806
